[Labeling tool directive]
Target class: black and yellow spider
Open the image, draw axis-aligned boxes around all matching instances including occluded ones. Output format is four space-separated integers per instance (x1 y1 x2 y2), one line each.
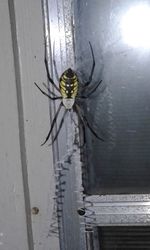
34 42 104 145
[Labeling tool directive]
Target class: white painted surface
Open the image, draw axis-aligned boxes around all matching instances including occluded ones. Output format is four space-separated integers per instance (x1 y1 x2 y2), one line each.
0 0 59 249
13 0 59 249
0 1 28 250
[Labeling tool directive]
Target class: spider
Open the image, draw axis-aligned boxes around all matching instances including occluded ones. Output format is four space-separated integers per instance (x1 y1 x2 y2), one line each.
34 42 104 145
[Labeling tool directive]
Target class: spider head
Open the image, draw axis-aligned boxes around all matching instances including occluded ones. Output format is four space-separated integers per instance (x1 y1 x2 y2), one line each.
65 68 75 78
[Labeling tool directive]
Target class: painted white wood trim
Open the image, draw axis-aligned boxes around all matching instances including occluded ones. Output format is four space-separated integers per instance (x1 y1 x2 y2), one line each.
0 1 28 250
12 0 59 249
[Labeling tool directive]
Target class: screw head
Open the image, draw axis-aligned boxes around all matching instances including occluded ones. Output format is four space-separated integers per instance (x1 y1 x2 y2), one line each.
31 207 39 215
77 208 85 216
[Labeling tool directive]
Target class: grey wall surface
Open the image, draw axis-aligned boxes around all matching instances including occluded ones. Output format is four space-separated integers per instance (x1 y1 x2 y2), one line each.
0 1 28 248
0 1 59 249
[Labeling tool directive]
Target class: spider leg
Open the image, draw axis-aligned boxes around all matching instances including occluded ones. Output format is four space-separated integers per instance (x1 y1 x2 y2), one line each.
75 104 104 141
41 102 63 146
49 109 68 145
44 43 60 93
34 82 62 100
78 119 86 148
79 80 102 99
83 42 95 88
42 82 57 97
53 41 60 82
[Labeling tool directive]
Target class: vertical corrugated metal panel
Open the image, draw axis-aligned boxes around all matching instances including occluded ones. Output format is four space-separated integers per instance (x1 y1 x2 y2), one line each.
44 0 86 249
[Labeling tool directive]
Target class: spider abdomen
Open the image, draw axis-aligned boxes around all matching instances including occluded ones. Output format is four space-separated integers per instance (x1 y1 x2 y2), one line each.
59 68 79 99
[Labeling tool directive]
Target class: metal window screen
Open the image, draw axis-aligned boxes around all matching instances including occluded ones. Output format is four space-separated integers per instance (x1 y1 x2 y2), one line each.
74 0 150 195
98 226 150 250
